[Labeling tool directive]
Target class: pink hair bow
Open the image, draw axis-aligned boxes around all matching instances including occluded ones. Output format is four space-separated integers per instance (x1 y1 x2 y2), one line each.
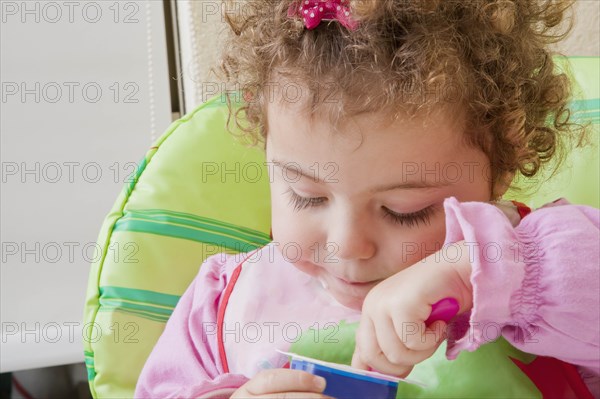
287 0 359 31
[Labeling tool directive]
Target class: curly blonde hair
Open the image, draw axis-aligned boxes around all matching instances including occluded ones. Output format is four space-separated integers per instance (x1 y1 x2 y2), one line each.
217 0 586 195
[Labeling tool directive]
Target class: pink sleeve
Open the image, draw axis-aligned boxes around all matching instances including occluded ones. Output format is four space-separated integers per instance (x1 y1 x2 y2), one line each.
442 197 600 375
134 253 249 399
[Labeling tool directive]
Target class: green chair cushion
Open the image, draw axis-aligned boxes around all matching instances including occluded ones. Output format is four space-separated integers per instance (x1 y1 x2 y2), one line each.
83 96 271 398
83 57 598 398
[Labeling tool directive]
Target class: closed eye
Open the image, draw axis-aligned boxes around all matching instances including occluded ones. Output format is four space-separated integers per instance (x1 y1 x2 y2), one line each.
286 188 326 211
382 205 435 228
286 188 435 228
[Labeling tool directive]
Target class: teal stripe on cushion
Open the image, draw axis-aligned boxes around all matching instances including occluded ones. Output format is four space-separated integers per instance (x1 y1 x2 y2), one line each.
100 286 180 307
123 209 270 245
570 98 599 124
113 212 269 251
97 306 171 323
113 219 260 251
84 351 96 380
577 110 600 119
100 298 174 316
98 286 180 323
571 98 600 112
125 157 148 196
136 209 271 241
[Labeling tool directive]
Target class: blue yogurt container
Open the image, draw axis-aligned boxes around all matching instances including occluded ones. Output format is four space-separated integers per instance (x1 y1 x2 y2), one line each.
279 351 418 399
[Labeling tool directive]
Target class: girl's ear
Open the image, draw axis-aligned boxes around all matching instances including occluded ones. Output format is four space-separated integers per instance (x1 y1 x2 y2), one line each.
492 171 515 200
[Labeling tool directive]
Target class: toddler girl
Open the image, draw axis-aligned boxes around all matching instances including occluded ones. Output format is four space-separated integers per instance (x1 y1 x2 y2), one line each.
135 0 599 397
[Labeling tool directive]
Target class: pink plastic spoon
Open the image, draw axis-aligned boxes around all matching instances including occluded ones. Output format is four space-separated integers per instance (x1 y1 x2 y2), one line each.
424 297 459 327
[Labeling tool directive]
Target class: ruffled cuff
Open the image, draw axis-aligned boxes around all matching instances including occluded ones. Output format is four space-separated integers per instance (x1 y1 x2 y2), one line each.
442 196 600 375
441 196 537 360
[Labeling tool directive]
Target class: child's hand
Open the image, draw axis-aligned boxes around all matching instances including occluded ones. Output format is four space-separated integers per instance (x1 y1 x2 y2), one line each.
351 241 474 377
230 369 334 399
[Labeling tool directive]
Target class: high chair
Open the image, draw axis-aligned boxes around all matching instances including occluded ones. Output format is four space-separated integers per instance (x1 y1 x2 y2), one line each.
83 57 598 398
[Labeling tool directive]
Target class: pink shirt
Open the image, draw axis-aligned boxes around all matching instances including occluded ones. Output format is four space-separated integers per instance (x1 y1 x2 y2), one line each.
135 197 600 398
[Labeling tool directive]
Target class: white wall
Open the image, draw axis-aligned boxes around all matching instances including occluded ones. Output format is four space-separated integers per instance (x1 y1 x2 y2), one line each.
1 0 173 372
557 0 600 55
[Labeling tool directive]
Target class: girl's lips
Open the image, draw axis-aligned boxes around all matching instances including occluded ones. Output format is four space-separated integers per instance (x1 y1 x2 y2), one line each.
334 276 381 287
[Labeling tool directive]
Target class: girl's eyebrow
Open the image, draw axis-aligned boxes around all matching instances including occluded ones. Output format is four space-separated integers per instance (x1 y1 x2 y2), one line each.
368 180 451 193
270 159 451 191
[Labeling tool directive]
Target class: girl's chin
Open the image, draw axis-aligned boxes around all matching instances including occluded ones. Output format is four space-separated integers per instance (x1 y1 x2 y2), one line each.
330 293 364 311
320 283 363 310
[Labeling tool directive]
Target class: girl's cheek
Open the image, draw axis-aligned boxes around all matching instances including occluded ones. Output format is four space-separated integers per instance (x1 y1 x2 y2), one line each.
270 197 308 245
291 259 321 279
384 214 446 271
271 206 326 266
403 217 447 266
268 179 291 239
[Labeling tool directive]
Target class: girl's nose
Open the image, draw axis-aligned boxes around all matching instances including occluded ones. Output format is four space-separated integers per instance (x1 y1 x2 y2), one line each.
326 213 376 261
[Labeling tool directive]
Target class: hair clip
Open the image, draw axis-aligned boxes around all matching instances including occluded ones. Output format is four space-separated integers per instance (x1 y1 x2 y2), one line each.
287 0 359 31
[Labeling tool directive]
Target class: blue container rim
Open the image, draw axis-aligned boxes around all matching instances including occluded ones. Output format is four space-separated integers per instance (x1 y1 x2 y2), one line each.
291 359 399 387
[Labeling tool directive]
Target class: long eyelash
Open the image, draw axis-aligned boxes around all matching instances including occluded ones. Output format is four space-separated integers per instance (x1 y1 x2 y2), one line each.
285 188 326 211
285 187 434 227
383 206 434 228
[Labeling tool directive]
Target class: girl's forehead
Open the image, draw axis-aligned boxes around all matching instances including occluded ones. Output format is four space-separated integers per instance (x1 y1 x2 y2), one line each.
266 96 467 142
267 102 469 166
266 103 490 198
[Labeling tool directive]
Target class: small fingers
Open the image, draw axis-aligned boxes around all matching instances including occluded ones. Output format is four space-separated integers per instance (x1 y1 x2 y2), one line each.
375 316 414 365
351 345 368 370
242 369 326 396
353 314 448 377
375 316 442 369
393 318 448 352
354 317 412 377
